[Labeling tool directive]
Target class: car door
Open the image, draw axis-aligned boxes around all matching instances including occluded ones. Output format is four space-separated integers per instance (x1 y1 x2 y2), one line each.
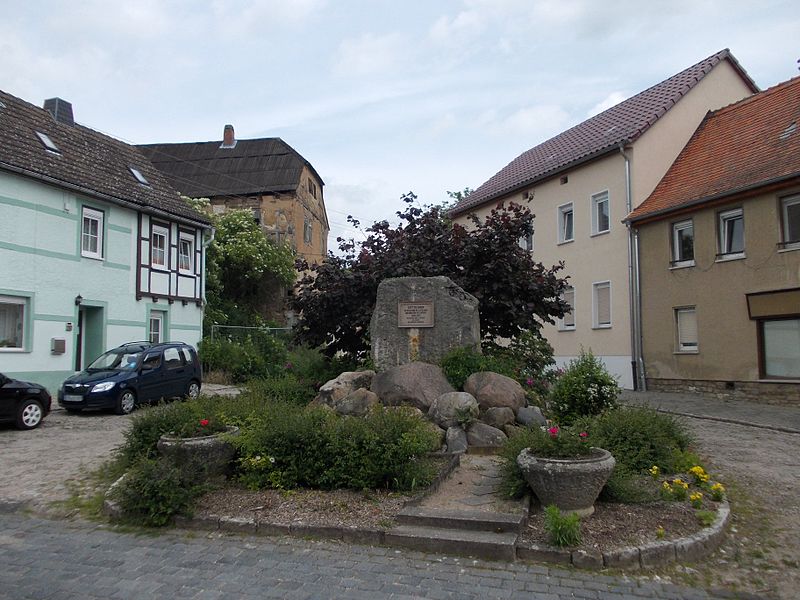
162 346 187 398
136 351 167 403
0 375 16 421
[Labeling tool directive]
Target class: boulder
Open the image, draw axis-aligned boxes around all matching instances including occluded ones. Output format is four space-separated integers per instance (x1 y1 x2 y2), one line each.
314 371 375 407
464 372 526 413
332 388 380 417
425 422 447 448
466 422 508 447
428 392 479 429
446 426 468 454
503 423 522 438
481 407 516 429
370 362 454 411
516 405 547 427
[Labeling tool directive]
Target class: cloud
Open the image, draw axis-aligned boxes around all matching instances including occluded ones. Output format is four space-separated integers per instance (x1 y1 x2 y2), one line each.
332 32 410 77
429 10 485 46
587 91 629 117
478 104 571 138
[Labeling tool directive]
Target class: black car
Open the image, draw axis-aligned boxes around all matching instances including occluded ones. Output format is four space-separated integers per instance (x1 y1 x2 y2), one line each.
58 341 202 415
0 373 52 430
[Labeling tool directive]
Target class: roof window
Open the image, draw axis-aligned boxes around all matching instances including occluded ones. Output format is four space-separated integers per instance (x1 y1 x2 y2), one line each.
35 131 60 154
779 121 797 141
128 167 150 186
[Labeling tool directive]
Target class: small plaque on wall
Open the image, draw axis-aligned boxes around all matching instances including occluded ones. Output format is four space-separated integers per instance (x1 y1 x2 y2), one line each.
398 301 434 328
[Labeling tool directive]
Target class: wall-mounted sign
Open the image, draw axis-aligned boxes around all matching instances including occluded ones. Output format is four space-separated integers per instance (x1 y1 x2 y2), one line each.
398 301 434 328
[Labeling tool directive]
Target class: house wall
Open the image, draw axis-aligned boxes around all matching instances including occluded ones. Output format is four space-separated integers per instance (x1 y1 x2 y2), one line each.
0 170 203 394
637 187 800 405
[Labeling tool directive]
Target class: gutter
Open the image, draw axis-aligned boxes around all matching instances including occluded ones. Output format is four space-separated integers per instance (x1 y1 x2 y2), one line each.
619 144 646 391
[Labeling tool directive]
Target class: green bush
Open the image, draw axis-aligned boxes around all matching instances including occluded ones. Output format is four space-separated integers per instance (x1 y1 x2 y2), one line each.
497 426 544 499
118 402 198 465
598 466 658 503
198 332 288 383
543 505 581 546
548 350 619 424
246 375 318 406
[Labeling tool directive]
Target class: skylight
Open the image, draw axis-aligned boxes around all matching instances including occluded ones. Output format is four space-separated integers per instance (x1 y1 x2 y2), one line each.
35 131 60 154
779 121 797 141
128 166 150 186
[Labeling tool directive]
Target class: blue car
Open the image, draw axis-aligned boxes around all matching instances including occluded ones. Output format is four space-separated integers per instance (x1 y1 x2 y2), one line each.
58 341 202 415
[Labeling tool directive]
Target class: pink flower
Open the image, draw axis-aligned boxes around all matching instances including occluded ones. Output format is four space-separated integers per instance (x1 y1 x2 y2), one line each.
525 378 534 387
579 431 588 439
200 419 209 427
548 426 559 438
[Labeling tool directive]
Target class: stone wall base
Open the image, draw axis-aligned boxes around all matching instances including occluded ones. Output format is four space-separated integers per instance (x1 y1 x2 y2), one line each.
646 378 799 406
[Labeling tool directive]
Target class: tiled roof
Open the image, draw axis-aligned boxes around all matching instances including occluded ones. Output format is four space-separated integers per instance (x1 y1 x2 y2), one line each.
628 76 800 222
0 89 210 226
450 49 757 217
138 138 323 199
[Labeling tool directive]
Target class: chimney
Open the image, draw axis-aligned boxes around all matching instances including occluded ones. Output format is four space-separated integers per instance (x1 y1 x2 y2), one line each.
220 124 236 148
43 98 74 126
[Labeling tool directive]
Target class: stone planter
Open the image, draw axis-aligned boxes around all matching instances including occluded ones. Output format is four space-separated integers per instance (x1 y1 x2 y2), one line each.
157 426 239 478
517 447 615 517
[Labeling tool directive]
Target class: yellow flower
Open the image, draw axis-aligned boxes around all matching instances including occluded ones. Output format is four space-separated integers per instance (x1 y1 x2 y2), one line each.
648 465 660 479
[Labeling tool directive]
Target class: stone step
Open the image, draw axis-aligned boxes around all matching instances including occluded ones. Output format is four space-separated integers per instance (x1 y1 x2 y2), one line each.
397 506 524 533
385 525 518 561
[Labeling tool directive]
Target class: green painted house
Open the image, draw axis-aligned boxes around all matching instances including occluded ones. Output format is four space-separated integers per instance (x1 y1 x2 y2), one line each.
0 90 212 394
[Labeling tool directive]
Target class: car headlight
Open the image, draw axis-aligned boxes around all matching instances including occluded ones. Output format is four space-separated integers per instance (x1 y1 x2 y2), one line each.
90 381 116 393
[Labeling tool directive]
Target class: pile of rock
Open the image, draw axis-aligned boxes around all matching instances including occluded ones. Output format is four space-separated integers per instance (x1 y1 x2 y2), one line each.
312 362 546 453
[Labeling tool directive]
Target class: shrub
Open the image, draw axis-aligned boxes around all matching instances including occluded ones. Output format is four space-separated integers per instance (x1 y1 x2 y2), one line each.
543 505 581 547
246 375 317 406
548 350 619 424
439 346 489 390
599 466 658 503
118 402 198 465
198 332 288 383
497 426 546 499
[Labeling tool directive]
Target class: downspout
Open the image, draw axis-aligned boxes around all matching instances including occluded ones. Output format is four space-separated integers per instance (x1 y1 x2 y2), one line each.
201 226 216 339
619 144 646 391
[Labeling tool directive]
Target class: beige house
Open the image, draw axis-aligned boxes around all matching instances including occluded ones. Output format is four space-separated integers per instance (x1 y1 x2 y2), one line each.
627 77 800 404
450 49 757 389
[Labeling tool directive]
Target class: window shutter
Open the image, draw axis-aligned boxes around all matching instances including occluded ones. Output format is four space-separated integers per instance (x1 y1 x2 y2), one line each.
677 309 698 348
595 283 611 326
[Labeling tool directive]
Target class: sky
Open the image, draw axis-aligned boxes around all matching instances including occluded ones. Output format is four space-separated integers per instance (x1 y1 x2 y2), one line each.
1 0 798 248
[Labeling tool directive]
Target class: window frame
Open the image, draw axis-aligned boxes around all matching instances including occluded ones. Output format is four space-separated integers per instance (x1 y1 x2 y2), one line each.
518 232 534 252
590 191 610 236
0 294 27 352
592 281 612 329
150 224 169 270
717 207 745 260
558 285 576 331
675 307 699 353
781 194 800 250
671 219 695 267
759 317 800 379
178 232 194 274
557 202 574 244
81 206 104 260
149 311 165 344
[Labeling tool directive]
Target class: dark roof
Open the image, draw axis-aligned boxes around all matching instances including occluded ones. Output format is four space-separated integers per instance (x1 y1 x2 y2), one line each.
137 137 324 199
450 49 758 217
628 76 800 223
0 89 210 226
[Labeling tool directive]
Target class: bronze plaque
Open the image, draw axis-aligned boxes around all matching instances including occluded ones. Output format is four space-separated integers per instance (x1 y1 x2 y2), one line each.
398 301 434 328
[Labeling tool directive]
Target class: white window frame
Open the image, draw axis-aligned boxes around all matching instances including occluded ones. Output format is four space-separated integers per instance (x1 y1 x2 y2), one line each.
149 311 165 344
717 207 745 259
781 195 800 249
558 202 574 244
81 207 104 260
590 191 610 235
592 281 612 329
0 295 27 352
518 232 534 252
178 232 194 274
151 224 169 269
675 307 698 353
671 219 695 267
558 286 576 331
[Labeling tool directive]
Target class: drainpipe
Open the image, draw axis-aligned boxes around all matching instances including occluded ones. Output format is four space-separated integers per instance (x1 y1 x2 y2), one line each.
200 227 216 336
619 144 646 391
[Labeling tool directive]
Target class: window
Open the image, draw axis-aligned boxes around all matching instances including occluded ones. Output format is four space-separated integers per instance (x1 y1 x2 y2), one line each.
149 311 165 343
591 191 610 235
762 318 800 378
178 233 194 273
593 282 611 328
303 219 313 245
518 232 533 252
675 307 698 352
559 286 575 330
307 179 317 199
558 203 574 243
718 208 744 258
35 131 60 154
128 166 150 186
0 295 26 350
164 347 183 370
151 225 168 268
781 195 800 248
671 220 694 266
142 352 162 370
180 347 194 364
81 207 104 259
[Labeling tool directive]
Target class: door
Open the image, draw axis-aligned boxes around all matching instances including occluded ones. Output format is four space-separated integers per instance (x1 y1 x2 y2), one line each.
137 350 166 403
75 305 104 371
162 346 187 397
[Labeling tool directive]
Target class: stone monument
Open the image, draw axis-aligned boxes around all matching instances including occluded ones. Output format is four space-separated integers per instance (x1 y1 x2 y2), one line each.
369 276 480 371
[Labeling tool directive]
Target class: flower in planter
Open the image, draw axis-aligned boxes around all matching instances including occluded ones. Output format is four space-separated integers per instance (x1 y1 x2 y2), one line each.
527 425 595 459
200 419 210 427
710 482 725 501
690 491 704 508
173 417 227 438
689 465 709 484
671 478 689 500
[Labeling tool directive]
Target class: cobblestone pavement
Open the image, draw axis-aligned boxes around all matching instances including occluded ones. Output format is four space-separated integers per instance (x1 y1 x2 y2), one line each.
0 514 750 600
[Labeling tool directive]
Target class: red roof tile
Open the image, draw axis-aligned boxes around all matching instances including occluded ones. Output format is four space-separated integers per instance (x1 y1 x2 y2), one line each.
628 76 800 222
450 49 757 217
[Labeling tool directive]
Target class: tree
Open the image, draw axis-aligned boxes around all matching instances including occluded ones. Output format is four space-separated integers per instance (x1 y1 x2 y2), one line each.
184 198 296 331
291 193 569 358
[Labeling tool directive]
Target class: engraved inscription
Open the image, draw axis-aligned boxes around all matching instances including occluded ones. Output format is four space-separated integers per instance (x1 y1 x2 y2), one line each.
398 301 434 328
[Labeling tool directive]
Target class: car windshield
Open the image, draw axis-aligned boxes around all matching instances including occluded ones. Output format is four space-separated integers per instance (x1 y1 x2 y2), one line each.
87 349 143 371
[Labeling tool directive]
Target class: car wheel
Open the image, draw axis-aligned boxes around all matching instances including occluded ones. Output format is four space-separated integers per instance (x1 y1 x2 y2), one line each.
186 380 200 400
115 390 136 415
16 399 44 430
